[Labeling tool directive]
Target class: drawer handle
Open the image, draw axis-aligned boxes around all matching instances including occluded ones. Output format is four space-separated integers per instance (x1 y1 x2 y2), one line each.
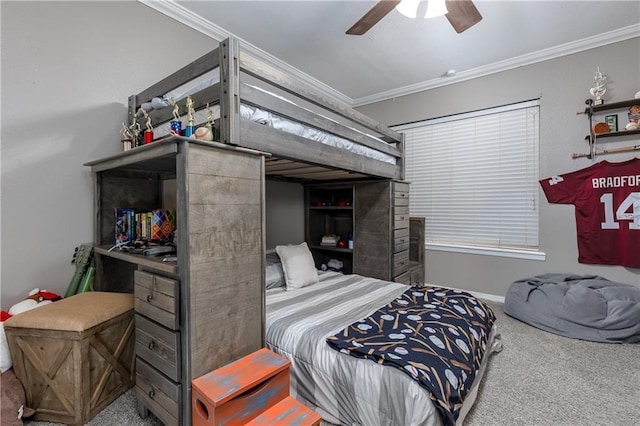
148 390 156 399
399 239 406 243
148 340 156 350
146 294 153 302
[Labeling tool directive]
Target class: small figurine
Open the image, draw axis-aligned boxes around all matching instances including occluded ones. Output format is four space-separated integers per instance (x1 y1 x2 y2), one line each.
185 96 196 137
169 97 182 135
129 116 141 147
120 122 133 151
141 109 154 144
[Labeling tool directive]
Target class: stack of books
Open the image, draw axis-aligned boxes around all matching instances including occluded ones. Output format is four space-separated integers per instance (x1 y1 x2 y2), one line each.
115 208 176 244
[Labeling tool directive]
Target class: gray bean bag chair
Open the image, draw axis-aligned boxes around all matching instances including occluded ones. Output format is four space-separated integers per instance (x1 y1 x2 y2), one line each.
504 273 640 343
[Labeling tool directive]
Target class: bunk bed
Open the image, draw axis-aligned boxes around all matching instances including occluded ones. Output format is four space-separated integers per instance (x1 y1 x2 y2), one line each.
124 37 498 425
128 37 404 182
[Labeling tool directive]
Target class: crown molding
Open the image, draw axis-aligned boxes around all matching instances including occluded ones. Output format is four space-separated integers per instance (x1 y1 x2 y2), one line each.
139 0 639 109
138 0 353 106
352 24 640 107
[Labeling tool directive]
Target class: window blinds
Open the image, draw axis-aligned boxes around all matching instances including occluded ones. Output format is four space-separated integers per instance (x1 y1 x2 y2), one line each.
395 100 540 251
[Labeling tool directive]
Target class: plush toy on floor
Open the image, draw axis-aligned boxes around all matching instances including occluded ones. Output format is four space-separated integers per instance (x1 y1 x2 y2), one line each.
1 288 63 373
7 288 62 316
0 289 60 425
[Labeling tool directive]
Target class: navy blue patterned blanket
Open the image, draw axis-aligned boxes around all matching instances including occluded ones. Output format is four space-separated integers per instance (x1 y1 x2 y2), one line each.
326 286 496 425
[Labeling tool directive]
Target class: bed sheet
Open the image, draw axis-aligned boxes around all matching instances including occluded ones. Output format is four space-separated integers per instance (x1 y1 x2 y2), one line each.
265 272 500 426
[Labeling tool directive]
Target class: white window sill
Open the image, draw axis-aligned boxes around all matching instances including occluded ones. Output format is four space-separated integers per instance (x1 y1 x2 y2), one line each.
426 243 546 261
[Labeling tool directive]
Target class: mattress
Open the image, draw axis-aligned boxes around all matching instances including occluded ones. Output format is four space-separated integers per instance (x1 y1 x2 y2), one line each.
265 271 501 425
138 71 396 165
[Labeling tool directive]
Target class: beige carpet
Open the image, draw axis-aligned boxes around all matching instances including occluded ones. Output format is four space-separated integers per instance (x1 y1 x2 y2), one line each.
25 301 640 426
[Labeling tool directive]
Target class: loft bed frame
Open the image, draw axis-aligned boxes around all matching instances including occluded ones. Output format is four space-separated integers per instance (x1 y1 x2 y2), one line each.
128 37 404 182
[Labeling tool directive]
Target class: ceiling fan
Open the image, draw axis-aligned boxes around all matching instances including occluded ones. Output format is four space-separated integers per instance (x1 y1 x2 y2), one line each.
346 0 482 35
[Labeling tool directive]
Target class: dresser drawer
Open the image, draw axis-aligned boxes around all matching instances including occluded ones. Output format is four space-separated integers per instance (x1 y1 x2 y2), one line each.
135 314 181 381
394 217 410 231
394 182 409 208
136 357 180 426
393 181 410 193
134 270 179 330
393 250 409 275
395 205 409 216
394 270 411 285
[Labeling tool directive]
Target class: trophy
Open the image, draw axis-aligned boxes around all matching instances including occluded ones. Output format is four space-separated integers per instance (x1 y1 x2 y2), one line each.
120 122 133 151
589 67 607 106
141 109 154 144
185 96 196 137
195 103 215 141
129 116 141 147
169 97 182 135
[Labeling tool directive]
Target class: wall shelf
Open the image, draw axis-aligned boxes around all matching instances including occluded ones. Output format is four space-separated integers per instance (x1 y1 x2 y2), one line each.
573 98 640 159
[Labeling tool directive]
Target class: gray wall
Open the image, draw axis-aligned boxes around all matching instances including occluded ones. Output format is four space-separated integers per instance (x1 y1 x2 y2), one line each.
1 1 214 309
2 1 638 309
265 180 304 248
358 38 640 297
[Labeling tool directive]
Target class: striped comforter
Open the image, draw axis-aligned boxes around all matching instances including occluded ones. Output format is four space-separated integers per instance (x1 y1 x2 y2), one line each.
265 272 499 426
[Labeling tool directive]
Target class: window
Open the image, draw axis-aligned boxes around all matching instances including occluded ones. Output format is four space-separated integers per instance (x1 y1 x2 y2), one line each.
394 100 542 260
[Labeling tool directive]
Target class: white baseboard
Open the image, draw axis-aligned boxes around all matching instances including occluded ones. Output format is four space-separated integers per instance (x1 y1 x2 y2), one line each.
428 284 505 304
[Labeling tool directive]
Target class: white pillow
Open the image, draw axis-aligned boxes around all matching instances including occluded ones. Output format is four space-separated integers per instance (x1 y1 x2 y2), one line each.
275 242 319 290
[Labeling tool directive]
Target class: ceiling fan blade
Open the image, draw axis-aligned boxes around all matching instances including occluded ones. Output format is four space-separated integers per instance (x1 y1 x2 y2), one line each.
445 0 482 33
346 0 401 35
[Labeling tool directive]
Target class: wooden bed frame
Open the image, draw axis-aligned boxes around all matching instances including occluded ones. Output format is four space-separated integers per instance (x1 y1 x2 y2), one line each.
128 37 404 182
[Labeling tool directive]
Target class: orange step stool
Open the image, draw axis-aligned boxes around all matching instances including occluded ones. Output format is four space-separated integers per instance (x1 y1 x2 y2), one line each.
191 348 291 425
245 396 321 426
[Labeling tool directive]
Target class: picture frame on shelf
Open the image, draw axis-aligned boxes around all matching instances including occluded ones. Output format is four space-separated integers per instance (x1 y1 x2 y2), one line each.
605 114 618 132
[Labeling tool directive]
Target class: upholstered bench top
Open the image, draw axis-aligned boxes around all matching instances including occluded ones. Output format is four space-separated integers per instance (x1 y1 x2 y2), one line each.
4 292 134 332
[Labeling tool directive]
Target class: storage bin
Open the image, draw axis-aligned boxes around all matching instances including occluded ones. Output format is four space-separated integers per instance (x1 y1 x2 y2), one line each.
4 291 135 425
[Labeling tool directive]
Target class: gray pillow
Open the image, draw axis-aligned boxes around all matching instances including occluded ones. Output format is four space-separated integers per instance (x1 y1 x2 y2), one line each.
266 251 285 289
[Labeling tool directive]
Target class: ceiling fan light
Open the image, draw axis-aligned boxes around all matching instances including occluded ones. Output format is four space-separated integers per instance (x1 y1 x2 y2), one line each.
396 0 420 19
425 0 448 18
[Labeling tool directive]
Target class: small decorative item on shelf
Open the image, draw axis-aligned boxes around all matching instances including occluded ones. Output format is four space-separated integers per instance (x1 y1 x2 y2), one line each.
141 109 154 144
129 116 142 147
589 67 607 105
593 122 610 135
625 105 640 131
120 122 133 151
605 114 618 132
185 96 196 137
169 96 182 135
195 103 215 141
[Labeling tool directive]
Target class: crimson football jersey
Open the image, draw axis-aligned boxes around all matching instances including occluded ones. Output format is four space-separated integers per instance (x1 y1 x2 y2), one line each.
540 158 640 267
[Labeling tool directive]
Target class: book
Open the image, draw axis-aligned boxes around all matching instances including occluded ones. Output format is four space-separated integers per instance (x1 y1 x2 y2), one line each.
115 208 136 244
151 209 176 241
